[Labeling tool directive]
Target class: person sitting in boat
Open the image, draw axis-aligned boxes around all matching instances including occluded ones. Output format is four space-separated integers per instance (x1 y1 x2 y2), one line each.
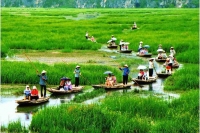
105 73 114 86
162 51 167 59
132 22 137 30
119 39 124 50
90 36 96 42
111 74 117 85
31 86 39 100
138 69 144 79
24 85 31 100
85 31 89 40
143 48 148 54
139 48 145 54
58 77 67 90
142 70 149 80
138 41 143 52
121 44 125 51
64 78 72 91
157 52 163 59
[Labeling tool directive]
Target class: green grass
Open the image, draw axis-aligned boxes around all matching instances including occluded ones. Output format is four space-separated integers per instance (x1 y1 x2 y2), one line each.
1 8 199 63
29 90 198 133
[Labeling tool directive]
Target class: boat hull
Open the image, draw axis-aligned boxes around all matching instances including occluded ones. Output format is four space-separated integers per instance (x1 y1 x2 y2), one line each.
47 86 83 94
92 84 131 90
136 53 152 57
132 77 157 84
16 97 50 106
119 50 132 53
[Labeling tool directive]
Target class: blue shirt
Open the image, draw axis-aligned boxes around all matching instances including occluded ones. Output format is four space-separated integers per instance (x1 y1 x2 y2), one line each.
74 68 81 78
24 89 31 95
119 67 130 76
38 74 47 85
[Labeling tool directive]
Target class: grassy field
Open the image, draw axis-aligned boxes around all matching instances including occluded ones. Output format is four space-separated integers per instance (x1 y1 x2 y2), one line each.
1 8 199 63
1 8 199 132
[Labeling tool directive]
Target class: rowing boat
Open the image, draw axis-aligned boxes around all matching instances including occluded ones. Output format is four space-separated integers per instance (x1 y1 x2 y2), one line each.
92 84 131 90
155 58 167 62
136 53 152 57
118 50 132 53
156 72 172 77
132 76 157 84
47 86 84 94
107 45 118 49
16 97 50 106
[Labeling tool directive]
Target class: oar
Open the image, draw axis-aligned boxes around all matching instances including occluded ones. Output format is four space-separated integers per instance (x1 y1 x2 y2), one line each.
24 53 39 74
132 79 143 87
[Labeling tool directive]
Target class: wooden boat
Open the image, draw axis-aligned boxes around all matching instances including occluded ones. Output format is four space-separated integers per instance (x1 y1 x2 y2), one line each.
156 72 172 77
92 84 131 90
155 58 167 62
107 45 118 49
136 53 152 57
118 50 132 53
16 97 50 106
132 76 157 84
163 63 180 68
47 86 84 94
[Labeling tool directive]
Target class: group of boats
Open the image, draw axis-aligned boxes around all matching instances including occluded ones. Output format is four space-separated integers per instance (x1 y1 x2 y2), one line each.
16 46 179 106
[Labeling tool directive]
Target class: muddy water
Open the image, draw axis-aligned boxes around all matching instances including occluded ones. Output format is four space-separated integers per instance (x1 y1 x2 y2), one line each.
1 47 182 127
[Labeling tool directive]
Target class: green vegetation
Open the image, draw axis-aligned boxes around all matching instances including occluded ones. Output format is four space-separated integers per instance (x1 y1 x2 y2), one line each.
29 90 198 132
1 120 28 133
164 64 199 90
2 8 199 64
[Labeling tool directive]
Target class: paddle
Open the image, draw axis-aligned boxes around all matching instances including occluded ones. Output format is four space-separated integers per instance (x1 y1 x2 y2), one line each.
24 53 38 73
132 79 143 88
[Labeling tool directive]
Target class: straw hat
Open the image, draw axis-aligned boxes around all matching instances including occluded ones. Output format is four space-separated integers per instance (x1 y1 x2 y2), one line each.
140 41 143 44
76 65 80 68
170 47 174 49
124 64 128 67
41 70 47 74
32 86 37 89
166 58 170 61
26 85 30 88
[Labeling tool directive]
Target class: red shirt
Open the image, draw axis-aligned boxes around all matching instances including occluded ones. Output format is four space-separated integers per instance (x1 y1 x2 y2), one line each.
31 89 38 96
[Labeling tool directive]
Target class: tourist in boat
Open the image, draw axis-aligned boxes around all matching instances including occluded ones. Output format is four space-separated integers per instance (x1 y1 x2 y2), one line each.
31 86 39 100
131 22 137 30
58 77 67 90
157 52 163 59
139 48 145 54
111 35 117 44
142 70 149 80
138 69 144 79
74 65 81 87
119 39 124 50
85 31 89 39
168 55 173 71
90 36 96 42
121 44 125 51
149 58 154 77
105 73 114 86
111 74 117 85
162 51 167 59
143 48 148 54
64 78 72 91
24 85 31 100
119 64 130 85
37 70 47 98
170 47 176 56
138 41 143 52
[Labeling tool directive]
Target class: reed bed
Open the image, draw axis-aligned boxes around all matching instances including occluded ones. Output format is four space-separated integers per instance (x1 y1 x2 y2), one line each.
1 120 28 133
2 8 199 63
29 90 198 133
164 64 199 90
1 61 125 85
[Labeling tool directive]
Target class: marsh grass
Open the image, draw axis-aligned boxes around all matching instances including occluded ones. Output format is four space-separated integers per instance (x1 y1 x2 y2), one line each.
164 64 199 90
6 120 28 133
2 8 198 64
29 90 198 132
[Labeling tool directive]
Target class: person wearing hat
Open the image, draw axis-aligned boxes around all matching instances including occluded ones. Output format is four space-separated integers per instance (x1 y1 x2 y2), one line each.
138 41 143 52
58 77 67 90
170 47 176 56
31 86 39 100
119 39 124 50
131 22 137 30
74 66 81 87
37 70 47 98
119 64 130 85
64 78 72 91
111 35 117 45
24 85 31 100
149 58 154 77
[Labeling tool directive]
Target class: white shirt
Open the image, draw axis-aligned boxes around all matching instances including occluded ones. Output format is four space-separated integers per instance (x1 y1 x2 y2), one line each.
149 61 154 69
